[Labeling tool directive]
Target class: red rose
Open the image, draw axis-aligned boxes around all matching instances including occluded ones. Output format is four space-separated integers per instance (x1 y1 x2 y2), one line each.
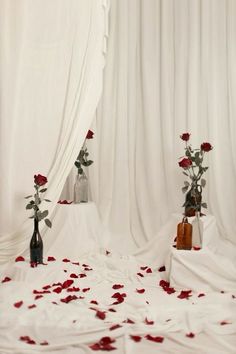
178 158 192 169
201 142 213 152
180 133 190 141
86 130 94 139
34 174 47 186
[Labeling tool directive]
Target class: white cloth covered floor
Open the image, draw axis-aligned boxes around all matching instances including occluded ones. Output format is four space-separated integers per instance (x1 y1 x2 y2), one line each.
0 209 236 353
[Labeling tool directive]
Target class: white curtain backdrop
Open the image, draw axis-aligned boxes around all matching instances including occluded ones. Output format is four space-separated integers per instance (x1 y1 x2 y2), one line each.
87 0 236 253
0 0 109 263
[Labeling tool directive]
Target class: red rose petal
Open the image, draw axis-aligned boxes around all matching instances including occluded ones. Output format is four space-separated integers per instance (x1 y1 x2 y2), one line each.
52 282 62 286
90 300 99 305
96 310 106 320
108 308 116 312
27 339 36 345
136 288 145 294
109 324 122 331
130 335 142 342
62 258 70 262
47 256 56 261
145 318 154 325
90 343 101 350
20 336 31 342
72 262 80 266
1 276 11 283
159 280 170 288
198 293 205 298
28 304 36 309
53 287 62 294
158 266 166 272
84 267 93 271
67 287 80 292
220 321 231 325
40 341 49 345
60 295 78 303
186 332 195 338
62 279 74 289
35 295 43 300
42 285 51 290
146 268 152 273
33 290 50 294
123 318 135 324
15 256 25 262
140 266 148 270
166 287 176 294
101 344 116 351
99 337 115 345
177 290 192 299
111 292 126 299
145 334 164 343
112 284 124 290
79 273 87 278
70 273 78 278
82 287 90 292
14 301 23 308
137 272 144 277
193 246 201 251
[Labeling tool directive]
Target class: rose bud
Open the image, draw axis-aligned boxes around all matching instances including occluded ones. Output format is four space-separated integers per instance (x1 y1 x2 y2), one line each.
180 133 190 141
200 142 213 152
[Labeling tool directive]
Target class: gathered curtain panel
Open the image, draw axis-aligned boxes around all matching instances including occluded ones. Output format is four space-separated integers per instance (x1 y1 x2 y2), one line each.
85 0 236 253
0 0 109 263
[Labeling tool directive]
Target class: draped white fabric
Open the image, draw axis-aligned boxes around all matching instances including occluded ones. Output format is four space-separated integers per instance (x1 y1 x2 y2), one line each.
0 0 109 263
87 0 236 253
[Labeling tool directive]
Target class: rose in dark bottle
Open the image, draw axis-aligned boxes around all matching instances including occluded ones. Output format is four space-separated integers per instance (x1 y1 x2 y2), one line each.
25 175 52 264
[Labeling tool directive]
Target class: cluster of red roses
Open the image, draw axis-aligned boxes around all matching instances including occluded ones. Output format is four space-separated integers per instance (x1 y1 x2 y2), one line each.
179 133 213 169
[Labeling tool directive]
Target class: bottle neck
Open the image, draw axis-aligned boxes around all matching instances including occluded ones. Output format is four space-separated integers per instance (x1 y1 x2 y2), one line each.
34 218 39 231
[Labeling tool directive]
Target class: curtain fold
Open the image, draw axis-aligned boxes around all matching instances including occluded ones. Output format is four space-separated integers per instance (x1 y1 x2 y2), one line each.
0 0 109 263
89 0 236 253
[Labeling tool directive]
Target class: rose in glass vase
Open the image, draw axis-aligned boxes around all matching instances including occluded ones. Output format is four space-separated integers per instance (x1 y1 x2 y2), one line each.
178 133 213 216
74 130 94 175
73 130 94 203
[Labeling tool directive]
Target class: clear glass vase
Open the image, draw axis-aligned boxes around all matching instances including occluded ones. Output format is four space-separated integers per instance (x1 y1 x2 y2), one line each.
74 172 88 203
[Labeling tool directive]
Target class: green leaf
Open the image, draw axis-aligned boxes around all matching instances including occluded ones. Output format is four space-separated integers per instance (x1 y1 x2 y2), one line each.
41 210 49 219
201 202 207 209
39 188 47 193
201 179 206 187
25 195 33 199
182 186 189 193
78 168 83 175
75 161 81 169
84 160 93 167
45 218 52 228
26 204 34 210
44 199 51 202
184 181 190 186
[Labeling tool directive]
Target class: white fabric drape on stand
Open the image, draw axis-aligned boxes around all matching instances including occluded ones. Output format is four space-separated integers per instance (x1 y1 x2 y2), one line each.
0 0 109 263
87 0 236 253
